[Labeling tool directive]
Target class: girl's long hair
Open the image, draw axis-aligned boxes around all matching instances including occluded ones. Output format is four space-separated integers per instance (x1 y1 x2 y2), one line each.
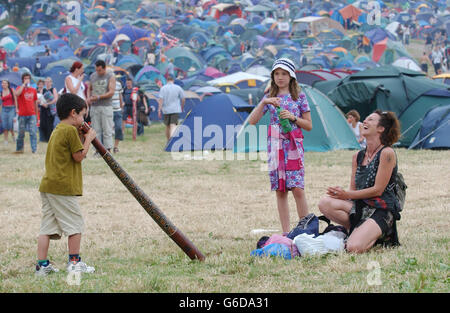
268 73 301 101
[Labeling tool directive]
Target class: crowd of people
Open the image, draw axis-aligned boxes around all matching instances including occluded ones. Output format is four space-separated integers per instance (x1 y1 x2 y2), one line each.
0 58 185 155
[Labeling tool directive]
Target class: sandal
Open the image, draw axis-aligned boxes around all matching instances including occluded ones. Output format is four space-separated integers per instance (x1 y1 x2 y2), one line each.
113 147 119 153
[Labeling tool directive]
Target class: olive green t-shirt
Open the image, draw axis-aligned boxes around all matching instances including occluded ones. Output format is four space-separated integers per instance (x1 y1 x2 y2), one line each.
39 123 84 196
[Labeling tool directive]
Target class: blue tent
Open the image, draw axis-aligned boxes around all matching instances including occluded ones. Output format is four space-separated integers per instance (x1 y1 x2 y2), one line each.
202 46 231 63
100 24 152 45
165 93 250 151
0 72 22 88
39 39 68 51
15 45 45 58
56 46 75 59
409 105 450 150
7 56 56 72
364 27 396 44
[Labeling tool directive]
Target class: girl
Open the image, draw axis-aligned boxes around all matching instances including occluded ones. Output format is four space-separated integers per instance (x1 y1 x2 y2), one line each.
1 80 18 146
248 58 313 234
346 109 366 148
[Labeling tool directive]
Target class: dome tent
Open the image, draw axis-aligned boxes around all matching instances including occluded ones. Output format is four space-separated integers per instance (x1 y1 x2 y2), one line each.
234 84 360 153
164 93 252 152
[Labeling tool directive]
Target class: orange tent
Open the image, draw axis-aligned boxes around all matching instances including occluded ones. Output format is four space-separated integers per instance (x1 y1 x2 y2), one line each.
339 4 362 22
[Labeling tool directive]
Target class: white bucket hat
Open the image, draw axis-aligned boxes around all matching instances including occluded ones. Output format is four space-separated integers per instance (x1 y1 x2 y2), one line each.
271 58 297 79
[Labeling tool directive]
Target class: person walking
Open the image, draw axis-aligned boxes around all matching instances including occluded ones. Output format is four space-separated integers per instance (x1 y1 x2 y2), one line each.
158 75 185 141
431 45 444 75
247 58 313 234
88 60 115 152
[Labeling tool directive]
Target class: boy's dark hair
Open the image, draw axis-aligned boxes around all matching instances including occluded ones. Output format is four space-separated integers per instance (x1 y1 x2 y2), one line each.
95 59 106 68
57 93 87 120
21 73 31 82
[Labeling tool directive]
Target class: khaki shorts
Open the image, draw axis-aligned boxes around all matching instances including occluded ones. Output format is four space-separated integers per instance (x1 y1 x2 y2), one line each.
163 113 179 126
40 192 84 240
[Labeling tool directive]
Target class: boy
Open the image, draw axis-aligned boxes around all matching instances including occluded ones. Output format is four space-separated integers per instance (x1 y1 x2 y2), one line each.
35 93 96 276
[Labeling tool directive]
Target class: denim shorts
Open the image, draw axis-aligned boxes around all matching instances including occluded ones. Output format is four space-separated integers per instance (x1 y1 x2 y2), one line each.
1 106 16 130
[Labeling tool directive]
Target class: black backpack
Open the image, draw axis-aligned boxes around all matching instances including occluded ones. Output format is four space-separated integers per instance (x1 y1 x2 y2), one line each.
394 172 407 212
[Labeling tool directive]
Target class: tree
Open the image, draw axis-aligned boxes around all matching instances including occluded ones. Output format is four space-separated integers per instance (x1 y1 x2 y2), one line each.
0 0 36 25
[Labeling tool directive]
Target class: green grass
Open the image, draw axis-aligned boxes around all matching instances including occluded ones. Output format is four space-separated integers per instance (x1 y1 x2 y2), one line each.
0 123 449 293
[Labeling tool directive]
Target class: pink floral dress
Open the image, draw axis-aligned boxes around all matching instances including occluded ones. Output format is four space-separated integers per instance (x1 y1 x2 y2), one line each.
262 92 310 191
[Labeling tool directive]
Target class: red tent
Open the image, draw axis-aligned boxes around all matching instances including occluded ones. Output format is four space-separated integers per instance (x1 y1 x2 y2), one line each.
372 37 388 62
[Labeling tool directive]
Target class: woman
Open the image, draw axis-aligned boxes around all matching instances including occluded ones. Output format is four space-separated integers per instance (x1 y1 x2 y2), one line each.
38 77 58 142
318 110 401 253
65 61 89 122
346 110 366 148
65 61 86 100
1 80 18 145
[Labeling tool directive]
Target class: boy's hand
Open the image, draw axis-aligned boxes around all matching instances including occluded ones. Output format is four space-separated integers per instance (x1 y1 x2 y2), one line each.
84 128 96 142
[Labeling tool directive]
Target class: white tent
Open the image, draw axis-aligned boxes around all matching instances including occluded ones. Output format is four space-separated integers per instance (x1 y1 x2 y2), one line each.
392 57 422 72
207 71 269 86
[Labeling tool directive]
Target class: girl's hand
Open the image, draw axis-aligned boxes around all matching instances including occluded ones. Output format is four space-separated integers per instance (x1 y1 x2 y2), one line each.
264 97 281 107
279 109 295 121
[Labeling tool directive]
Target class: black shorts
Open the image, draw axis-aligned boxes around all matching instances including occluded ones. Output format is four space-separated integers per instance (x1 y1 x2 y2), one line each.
350 205 394 238
163 113 179 126
122 106 133 121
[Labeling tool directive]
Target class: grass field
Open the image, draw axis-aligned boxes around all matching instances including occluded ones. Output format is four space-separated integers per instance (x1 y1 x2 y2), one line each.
0 124 448 293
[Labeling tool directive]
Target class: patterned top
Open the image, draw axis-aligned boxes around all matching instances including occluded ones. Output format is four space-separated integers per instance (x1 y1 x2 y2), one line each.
263 92 310 191
355 147 398 211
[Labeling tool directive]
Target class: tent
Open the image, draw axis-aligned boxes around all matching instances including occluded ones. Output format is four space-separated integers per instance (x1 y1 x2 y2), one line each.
165 47 204 72
392 57 422 72
313 66 450 147
164 93 251 152
292 16 346 37
409 104 450 150
397 89 450 147
100 24 152 45
234 84 360 153
207 72 269 88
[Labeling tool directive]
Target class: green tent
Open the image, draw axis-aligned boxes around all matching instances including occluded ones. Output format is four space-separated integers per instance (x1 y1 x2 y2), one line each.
234 84 360 153
313 66 450 147
165 47 204 72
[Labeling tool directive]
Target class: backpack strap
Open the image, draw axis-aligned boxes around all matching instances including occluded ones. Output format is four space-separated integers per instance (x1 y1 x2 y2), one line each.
318 215 331 225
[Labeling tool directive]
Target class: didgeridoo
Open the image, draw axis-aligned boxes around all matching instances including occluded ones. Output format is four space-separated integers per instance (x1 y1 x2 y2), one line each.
81 122 205 261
